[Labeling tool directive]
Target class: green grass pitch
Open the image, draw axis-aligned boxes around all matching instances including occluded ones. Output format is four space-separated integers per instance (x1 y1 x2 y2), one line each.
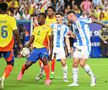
0 58 108 90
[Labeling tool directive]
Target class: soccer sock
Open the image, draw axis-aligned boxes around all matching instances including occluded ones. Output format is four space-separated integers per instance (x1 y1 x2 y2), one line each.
39 60 43 68
62 65 68 79
21 64 27 74
39 65 44 74
44 64 50 80
73 67 79 83
2 65 13 79
84 64 95 78
51 58 56 73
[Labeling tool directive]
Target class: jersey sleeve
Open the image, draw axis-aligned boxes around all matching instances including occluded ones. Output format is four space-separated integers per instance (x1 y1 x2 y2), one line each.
64 26 69 37
11 17 17 30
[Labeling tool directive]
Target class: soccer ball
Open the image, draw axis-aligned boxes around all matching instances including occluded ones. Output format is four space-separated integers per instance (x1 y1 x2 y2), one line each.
20 47 30 57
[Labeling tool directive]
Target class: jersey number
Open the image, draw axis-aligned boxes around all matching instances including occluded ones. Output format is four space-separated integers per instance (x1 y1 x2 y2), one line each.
1 26 8 38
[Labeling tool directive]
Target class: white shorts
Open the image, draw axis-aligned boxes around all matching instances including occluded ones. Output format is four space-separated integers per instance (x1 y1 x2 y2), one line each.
52 47 66 60
73 46 91 59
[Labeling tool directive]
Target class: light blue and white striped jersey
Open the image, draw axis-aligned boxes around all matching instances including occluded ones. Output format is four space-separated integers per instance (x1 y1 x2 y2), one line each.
51 23 69 48
72 18 92 49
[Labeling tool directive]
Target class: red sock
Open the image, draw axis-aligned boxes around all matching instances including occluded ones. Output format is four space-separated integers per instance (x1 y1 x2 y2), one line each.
21 64 27 74
3 65 13 79
51 58 56 72
44 64 50 80
39 60 43 68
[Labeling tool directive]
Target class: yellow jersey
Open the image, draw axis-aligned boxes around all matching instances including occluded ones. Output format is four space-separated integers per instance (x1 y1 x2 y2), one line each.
45 16 56 26
32 24 52 48
0 14 17 51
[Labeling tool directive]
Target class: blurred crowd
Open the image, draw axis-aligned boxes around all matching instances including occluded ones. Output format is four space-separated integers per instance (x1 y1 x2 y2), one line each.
0 0 108 21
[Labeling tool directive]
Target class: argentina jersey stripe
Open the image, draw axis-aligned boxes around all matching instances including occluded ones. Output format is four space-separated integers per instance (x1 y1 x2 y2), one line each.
80 21 91 53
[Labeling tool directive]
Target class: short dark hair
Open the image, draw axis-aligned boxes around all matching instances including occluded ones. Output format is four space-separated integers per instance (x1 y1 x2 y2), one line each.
47 6 55 12
56 12 64 16
66 11 76 15
39 13 46 19
0 3 8 12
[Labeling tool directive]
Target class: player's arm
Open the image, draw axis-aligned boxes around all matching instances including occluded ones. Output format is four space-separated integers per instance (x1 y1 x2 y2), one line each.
49 34 53 58
25 35 34 48
65 37 71 53
91 18 108 28
67 30 76 38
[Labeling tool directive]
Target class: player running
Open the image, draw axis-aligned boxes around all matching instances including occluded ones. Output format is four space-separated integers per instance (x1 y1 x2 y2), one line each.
0 2 23 89
17 13 52 85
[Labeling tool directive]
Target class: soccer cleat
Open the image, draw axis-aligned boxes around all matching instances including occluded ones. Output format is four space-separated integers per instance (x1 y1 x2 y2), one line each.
64 78 68 82
17 71 23 80
50 73 54 79
91 77 96 86
35 73 44 81
45 79 51 85
0 77 5 89
68 82 79 87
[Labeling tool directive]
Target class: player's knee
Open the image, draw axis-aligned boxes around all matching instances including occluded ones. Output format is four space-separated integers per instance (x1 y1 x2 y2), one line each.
7 60 14 67
80 62 85 68
41 54 50 65
61 61 66 67
25 61 33 68
73 62 78 68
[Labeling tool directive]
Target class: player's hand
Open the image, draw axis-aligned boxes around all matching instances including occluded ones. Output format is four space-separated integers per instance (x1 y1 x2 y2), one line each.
67 47 72 54
19 43 23 50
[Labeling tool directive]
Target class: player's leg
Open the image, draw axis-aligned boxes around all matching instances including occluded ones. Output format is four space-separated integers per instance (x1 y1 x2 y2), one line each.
0 51 14 89
80 58 96 86
68 57 80 86
80 47 96 86
40 48 51 85
35 60 44 81
68 49 80 86
17 48 39 80
60 58 68 82
50 58 56 79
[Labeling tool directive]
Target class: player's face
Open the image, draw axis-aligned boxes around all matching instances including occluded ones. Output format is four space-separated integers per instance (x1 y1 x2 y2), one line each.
47 8 54 17
56 15 63 23
67 13 77 23
38 15 45 25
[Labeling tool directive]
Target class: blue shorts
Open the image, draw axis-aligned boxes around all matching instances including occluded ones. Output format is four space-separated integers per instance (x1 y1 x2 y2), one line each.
27 48 49 63
0 51 14 63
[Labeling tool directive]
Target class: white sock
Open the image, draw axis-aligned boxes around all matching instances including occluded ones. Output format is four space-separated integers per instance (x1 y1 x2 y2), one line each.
73 67 78 83
84 64 95 78
62 65 68 79
40 64 44 75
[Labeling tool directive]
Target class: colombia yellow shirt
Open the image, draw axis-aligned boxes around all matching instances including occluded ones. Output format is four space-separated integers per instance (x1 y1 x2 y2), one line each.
0 14 17 51
45 17 56 26
32 24 52 48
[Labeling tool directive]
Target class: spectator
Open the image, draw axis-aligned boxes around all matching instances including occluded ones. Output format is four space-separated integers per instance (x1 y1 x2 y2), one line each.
93 0 102 7
94 5 101 19
81 0 92 14
99 12 106 21
13 8 21 20
73 4 82 18
22 9 31 20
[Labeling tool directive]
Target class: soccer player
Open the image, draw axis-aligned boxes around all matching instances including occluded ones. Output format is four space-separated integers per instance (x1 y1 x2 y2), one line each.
66 11 96 87
50 12 71 82
36 6 56 80
0 2 23 89
17 13 52 85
